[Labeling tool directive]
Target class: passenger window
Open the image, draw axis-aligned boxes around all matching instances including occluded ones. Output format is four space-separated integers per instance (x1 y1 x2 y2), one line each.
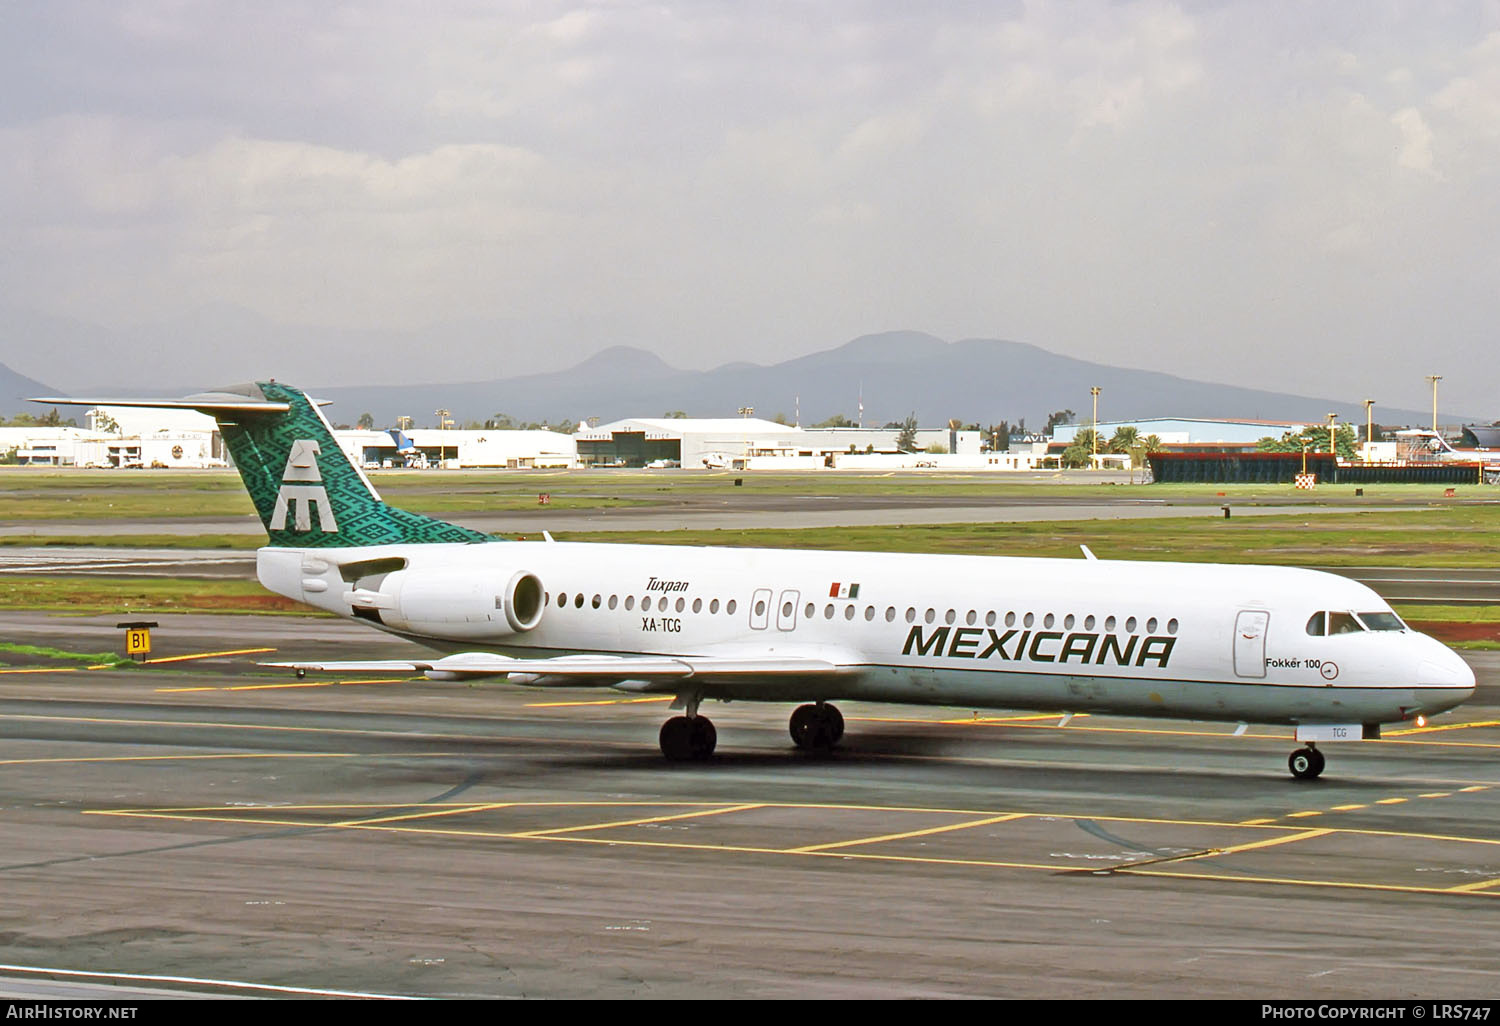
1064 614 1075 630
1328 611 1364 634
692 598 702 613
726 599 737 615
844 605 856 620
986 611 996 627
608 595 618 610
824 604 835 619
805 602 815 619
557 592 568 608
591 594 601 609
886 607 896 622
1305 611 1326 636
905 607 916 623
642 596 653 612
865 606 876 621
944 609 956 625
574 594 585 608
709 598 719 614
675 597 685 613
754 599 766 617
966 610 977 626
924 608 936 624
625 595 635 611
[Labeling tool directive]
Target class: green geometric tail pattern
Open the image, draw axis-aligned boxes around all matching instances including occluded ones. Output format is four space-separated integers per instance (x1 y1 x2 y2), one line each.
215 381 495 548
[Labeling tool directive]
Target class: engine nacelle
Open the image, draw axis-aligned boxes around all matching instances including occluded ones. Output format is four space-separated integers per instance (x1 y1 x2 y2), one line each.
361 568 545 639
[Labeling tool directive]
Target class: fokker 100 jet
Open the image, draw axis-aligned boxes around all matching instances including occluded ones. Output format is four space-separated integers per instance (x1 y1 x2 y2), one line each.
37 382 1475 779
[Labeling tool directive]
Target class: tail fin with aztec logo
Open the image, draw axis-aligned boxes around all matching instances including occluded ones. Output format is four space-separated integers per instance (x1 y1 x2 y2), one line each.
32 381 494 549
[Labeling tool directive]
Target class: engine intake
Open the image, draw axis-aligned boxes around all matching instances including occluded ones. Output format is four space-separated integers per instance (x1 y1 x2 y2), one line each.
503 571 544 633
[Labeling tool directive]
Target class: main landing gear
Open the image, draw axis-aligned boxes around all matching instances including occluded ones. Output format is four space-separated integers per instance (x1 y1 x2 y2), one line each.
656 700 848 760
659 693 716 761
1288 745 1326 780
790 702 844 753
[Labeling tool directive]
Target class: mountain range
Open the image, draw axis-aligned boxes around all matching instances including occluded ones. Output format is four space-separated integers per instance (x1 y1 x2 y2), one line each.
297 331 1474 431
2 329 1484 431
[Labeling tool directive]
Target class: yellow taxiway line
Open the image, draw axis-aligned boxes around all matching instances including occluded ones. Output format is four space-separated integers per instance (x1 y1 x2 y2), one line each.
786 813 1027 854
82 798 1500 901
144 647 276 665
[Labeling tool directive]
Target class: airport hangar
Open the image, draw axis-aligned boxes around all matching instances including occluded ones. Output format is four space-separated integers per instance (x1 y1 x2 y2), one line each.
574 417 983 468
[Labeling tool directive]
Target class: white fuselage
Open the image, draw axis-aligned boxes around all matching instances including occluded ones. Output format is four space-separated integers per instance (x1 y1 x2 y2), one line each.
259 541 1475 727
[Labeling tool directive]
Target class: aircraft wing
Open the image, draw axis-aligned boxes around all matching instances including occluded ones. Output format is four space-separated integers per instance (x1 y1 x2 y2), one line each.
262 652 843 685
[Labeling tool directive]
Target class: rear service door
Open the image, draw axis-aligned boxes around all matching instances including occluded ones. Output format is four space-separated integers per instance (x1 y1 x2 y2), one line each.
1234 609 1269 678
777 589 800 631
749 588 772 630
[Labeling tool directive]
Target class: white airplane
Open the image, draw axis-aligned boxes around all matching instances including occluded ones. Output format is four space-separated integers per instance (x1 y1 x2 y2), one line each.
37 382 1477 779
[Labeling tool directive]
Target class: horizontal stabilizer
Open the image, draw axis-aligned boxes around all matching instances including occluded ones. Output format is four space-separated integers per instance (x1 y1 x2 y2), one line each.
31 388 292 414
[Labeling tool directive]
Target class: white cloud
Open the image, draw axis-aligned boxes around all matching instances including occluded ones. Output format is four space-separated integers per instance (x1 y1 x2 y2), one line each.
2 2 1499 412
1390 106 1438 176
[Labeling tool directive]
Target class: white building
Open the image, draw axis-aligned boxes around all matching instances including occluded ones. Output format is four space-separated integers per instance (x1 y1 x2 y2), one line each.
1 403 226 468
576 418 982 468
333 428 579 469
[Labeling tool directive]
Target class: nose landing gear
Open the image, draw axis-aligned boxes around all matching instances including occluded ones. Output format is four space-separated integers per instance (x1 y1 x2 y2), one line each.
1288 745 1325 780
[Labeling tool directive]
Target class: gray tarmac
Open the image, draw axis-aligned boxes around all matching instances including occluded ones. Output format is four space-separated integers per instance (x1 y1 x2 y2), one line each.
4 612 1500 999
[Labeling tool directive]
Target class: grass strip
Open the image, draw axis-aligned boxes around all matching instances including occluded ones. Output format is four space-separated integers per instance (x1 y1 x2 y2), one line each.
0 577 315 616
556 507 1500 568
0 642 134 667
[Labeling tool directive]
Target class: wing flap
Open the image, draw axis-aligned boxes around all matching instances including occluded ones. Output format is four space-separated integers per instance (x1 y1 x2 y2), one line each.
262 652 842 684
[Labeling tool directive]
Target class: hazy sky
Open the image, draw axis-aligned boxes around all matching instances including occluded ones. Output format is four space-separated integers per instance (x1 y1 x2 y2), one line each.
3 2 1498 413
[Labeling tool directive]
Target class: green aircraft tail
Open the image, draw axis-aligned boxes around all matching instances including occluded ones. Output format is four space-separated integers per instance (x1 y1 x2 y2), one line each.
210 381 492 548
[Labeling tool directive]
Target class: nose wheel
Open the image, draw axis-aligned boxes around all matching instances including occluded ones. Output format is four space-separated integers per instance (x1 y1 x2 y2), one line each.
1288 746 1325 780
790 703 844 752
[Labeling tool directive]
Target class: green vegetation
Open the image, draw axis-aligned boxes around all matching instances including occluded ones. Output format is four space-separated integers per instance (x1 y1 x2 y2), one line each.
0 642 133 667
0 533 262 549
1258 423 1358 459
558 506 1500 568
0 577 312 615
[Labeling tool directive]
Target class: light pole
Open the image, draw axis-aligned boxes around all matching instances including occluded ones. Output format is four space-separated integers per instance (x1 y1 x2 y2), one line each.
1363 399 1375 461
1090 386 1101 467
435 408 451 468
1427 375 1442 435
1327 412 1337 456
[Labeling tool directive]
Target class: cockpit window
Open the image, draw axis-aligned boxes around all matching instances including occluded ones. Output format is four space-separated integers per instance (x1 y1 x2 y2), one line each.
1357 611 1406 631
1327 611 1364 634
1305 611 1326 637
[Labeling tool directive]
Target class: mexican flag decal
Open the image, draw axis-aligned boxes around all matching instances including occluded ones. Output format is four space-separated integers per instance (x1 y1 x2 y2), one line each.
829 582 860 599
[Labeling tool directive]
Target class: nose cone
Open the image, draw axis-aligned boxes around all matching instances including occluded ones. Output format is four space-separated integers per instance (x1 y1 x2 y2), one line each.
1414 636 1476 715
